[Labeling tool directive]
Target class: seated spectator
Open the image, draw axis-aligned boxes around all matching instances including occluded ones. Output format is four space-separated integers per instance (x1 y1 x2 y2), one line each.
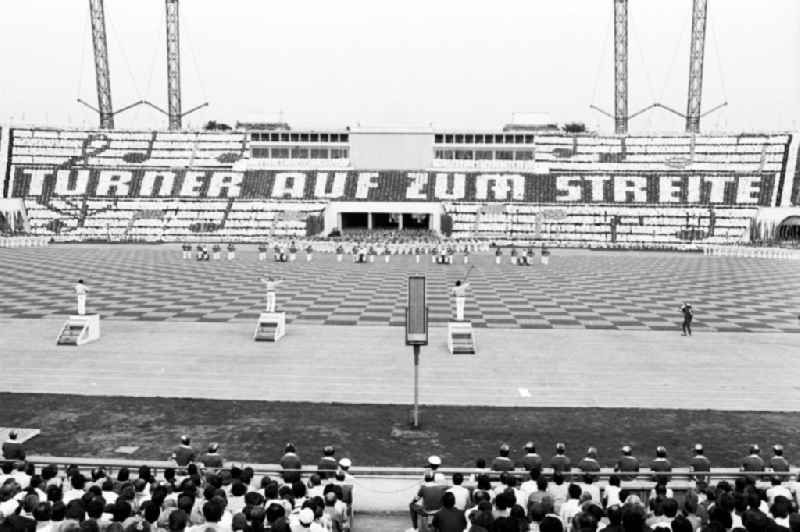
548 472 569 513
279 443 302 484
408 472 447 531
446 473 470 511
2 432 26 462
172 436 196 468
432 492 467 532
559 484 583 527
200 444 223 470
491 444 514 472
317 446 338 480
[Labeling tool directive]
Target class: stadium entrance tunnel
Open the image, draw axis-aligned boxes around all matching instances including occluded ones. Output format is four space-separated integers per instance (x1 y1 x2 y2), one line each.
777 216 800 241
341 212 368 230
372 212 399 230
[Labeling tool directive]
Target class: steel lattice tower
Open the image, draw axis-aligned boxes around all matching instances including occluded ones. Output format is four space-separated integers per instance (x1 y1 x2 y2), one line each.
165 0 182 130
685 0 708 133
88 0 114 129
613 0 628 135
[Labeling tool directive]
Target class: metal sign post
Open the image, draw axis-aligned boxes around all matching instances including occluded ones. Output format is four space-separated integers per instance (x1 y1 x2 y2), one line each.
405 276 428 428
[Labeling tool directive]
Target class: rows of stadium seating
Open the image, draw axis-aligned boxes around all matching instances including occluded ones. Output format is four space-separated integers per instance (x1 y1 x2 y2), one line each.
10 129 248 168
8 128 791 175
22 198 325 242
444 204 758 245
432 133 791 173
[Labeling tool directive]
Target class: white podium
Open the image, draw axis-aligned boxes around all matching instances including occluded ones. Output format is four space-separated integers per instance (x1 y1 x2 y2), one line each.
57 314 101 346
541 255 550 265
448 321 476 355
254 312 286 342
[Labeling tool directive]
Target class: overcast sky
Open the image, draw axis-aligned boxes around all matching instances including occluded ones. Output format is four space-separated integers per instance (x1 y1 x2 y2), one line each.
0 0 796 133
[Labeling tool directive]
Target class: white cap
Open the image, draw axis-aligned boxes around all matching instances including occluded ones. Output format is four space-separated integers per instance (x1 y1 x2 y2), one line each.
298 508 314 525
427 455 442 466
338 458 351 469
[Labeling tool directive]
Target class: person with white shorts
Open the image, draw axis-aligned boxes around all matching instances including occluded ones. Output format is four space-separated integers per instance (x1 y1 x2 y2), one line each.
261 276 284 312
450 280 470 322
74 279 87 315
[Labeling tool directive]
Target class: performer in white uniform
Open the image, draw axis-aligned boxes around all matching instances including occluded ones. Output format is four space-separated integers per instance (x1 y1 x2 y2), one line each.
450 280 470 322
75 279 87 315
261 276 284 312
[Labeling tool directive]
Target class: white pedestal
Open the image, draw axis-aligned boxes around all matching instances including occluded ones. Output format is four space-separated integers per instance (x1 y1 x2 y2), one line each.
254 312 286 342
369 255 375 263
227 251 235 260
448 321 476 355
57 314 101 346
541 255 550 265
337 254 343 262
213 252 221 260
495 256 501 264
384 255 390 263
258 252 266 261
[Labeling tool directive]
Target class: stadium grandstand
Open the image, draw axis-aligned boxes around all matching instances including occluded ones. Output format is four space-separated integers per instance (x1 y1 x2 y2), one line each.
3 0 800 531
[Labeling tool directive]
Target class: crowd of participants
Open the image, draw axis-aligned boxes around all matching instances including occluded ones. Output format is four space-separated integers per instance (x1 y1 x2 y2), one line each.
405 442 800 532
0 435 354 532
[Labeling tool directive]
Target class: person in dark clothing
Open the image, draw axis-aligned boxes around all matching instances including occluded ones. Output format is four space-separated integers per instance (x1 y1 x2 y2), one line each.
681 303 693 336
431 492 467 532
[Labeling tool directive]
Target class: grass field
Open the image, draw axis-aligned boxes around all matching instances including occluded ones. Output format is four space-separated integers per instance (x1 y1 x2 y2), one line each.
3 392 800 468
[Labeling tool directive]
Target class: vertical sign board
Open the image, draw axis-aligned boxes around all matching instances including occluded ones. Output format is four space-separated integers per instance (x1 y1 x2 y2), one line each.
406 276 428 345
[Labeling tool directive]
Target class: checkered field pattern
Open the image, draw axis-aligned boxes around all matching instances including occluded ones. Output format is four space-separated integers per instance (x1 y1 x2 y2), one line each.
0 245 799 332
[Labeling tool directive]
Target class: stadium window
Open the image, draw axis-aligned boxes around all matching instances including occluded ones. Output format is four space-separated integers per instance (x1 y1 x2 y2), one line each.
320 133 329 142
270 133 280 142
475 150 493 160
271 147 289 159
310 133 319 142
524 134 534 144
514 150 534 160
280 133 290 142
300 133 309 142
465 134 474 144
443 150 454 160
455 150 473 160
445 134 454 144
291 147 309 159
495 134 504 144
496 150 513 160
474 135 484 144
455 134 464 143
514 134 524 144
310 148 328 158
340 134 349 142
252 147 270 158
331 148 349 159
250 133 260 142
505 134 514 143
435 134 443 144
330 134 339 142
290 133 299 142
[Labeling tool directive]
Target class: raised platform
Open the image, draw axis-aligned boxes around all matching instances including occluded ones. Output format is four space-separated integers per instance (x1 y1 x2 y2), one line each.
2 318 800 410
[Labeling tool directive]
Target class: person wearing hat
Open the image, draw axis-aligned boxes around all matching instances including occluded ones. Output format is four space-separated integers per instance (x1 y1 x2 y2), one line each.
577 447 600 475
769 445 790 473
317 446 338 479
615 445 640 481
171 436 196 467
680 302 694 336
742 444 765 472
426 456 446 484
337 458 354 482
200 443 223 470
550 443 571 474
689 444 711 483
280 443 302 484
650 446 672 482
2 431 25 462
518 442 543 472
491 444 515 472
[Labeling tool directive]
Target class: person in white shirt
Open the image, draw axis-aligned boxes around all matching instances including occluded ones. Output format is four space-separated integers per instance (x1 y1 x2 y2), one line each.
559 484 583 526
450 280 471 322
74 280 87 315
261 277 284 313
446 472 470 511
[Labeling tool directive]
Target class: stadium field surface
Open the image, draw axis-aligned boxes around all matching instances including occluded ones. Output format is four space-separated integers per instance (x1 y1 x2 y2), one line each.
3 392 800 468
0 244 799 332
